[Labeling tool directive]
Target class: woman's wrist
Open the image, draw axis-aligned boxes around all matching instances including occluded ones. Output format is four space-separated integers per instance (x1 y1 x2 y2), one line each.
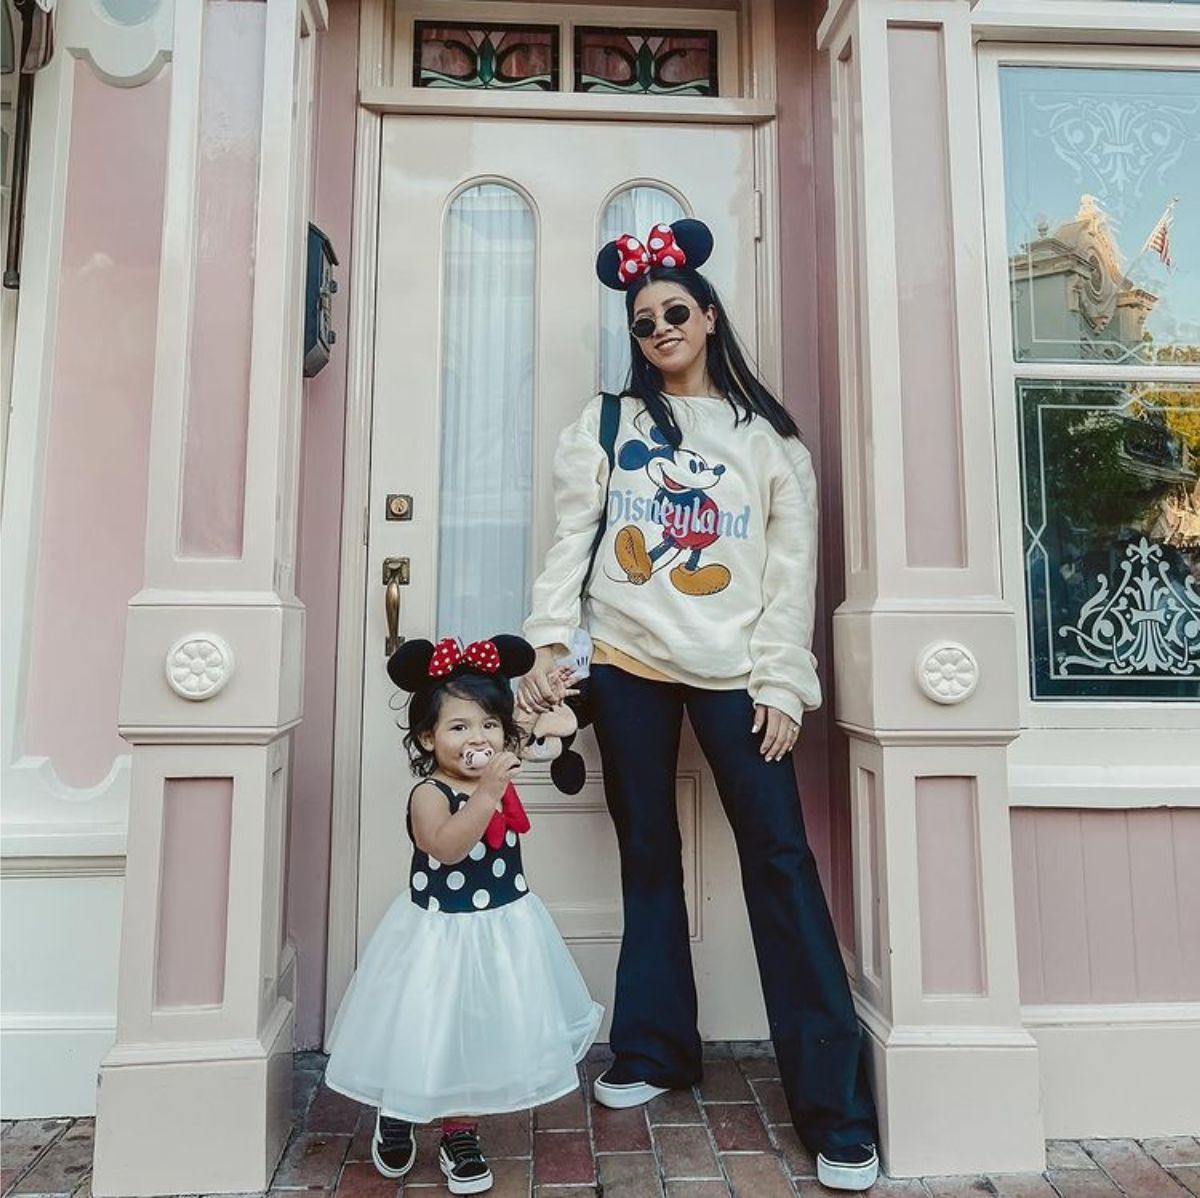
535 644 565 667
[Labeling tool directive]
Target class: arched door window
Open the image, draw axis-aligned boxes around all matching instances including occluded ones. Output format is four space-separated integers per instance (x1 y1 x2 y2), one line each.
436 183 536 639
598 186 686 393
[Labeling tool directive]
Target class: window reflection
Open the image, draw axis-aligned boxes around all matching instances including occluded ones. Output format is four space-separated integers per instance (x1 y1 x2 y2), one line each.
1018 380 1200 700
1001 66 1200 364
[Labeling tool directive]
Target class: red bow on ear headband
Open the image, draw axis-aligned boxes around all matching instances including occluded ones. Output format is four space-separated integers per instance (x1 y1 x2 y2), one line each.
615 223 687 284
427 637 502 678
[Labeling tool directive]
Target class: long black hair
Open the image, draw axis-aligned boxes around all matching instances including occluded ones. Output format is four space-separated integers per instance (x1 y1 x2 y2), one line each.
402 672 523 778
624 265 800 448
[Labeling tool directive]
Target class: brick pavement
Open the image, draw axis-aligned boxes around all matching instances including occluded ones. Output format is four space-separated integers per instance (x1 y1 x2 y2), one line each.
3 1048 1197 1198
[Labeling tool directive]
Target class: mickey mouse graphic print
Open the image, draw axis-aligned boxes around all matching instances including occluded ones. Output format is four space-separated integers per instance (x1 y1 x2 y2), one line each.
525 393 821 726
607 410 746 597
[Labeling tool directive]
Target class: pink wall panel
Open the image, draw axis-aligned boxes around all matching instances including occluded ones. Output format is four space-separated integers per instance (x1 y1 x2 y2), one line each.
775 0 854 947
862 768 882 981
178 0 267 558
915 776 985 995
1176 811 1200 994
886 25 966 569
834 42 870 581
1011 808 1200 1004
1079 809 1138 1001
286 0 359 1047
24 65 170 788
155 778 233 1008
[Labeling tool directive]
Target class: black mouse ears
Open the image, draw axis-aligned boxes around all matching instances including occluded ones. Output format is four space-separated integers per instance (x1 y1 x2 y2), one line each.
595 218 714 291
387 634 536 691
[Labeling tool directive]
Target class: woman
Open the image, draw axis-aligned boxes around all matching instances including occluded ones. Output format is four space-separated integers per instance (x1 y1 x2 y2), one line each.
518 220 878 1191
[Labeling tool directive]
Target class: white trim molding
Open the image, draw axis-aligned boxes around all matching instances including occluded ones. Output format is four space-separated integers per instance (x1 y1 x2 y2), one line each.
970 0 1200 45
359 88 775 124
323 100 381 1044
1024 1002 1200 1138
1009 763 1200 809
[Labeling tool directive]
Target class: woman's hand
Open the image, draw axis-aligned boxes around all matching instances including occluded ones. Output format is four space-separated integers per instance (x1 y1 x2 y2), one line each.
753 704 800 763
516 645 576 713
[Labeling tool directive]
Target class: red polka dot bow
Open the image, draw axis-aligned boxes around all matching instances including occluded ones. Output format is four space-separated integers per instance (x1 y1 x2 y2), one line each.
615 224 687 284
427 637 502 678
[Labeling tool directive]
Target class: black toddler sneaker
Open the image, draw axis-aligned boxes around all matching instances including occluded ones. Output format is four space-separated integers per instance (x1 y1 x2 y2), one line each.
817 1142 879 1191
438 1126 494 1195
370 1112 417 1179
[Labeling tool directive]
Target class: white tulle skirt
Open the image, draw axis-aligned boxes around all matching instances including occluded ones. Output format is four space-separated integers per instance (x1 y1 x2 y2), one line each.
325 892 603 1123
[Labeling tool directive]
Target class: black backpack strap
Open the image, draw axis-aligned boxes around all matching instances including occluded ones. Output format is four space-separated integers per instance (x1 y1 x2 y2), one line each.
598 390 620 467
580 393 621 604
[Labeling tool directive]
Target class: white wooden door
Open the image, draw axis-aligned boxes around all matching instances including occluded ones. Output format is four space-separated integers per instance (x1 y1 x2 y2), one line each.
361 115 768 1037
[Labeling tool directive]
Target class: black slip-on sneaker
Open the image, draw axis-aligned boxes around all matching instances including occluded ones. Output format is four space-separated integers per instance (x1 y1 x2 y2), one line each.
817 1142 879 1191
592 1065 669 1110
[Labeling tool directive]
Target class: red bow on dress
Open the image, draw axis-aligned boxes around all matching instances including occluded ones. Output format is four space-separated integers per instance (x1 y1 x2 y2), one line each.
614 223 687 285
484 781 531 850
427 637 502 678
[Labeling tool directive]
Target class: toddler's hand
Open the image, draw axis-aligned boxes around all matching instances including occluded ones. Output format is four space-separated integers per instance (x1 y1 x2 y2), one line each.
478 750 521 791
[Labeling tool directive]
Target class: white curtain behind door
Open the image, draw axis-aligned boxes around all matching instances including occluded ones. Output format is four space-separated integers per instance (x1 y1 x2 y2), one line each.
599 187 687 395
436 184 536 643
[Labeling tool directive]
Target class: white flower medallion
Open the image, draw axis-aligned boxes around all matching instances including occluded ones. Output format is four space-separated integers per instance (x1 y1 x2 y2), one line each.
916 642 979 705
165 634 234 701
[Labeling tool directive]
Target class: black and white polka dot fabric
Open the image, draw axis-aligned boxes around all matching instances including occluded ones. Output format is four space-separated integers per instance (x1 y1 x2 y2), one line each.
406 779 528 914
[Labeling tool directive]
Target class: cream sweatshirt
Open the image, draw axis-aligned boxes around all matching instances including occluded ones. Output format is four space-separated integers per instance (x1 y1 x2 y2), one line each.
523 394 822 725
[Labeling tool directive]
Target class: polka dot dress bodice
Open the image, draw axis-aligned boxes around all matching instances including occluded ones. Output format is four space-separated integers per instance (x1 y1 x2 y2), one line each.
407 779 529 914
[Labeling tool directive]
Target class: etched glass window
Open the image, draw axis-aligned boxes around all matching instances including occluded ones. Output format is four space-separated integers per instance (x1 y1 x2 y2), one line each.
1000 66 1200 364
436 185 536 641
575 28 718 96
598 187 687 394
1018 380 1199 701
414 22 559 91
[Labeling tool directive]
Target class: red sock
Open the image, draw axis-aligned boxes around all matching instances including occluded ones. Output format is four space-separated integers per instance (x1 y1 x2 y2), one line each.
442 1119 477 1136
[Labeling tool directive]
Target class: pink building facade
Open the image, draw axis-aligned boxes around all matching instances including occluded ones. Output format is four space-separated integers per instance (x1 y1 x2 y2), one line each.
0 1 1196 1192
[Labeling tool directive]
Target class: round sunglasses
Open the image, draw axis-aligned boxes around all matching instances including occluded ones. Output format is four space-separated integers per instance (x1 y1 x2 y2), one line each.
630 302 695 341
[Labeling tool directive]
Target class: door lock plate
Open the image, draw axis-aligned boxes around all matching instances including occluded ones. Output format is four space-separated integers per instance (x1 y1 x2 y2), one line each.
386 494 413 521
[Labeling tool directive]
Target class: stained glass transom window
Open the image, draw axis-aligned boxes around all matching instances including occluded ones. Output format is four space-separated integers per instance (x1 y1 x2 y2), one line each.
1018 379 1200 701
413 22 559 91
574 28 718 97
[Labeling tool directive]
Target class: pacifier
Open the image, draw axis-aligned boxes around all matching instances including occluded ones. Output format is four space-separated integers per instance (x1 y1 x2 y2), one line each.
462 746 494 769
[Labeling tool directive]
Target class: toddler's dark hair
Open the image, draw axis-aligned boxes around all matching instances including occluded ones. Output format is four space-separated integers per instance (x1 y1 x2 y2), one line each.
403 671 523 777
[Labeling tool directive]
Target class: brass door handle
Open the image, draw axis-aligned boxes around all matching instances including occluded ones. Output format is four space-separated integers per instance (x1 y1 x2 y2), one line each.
383 557 410 656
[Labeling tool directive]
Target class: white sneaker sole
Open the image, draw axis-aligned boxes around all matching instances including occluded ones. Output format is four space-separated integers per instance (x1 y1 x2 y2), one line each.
816 1151 879 1191
439 1156 494 1194
592 1077 669 1110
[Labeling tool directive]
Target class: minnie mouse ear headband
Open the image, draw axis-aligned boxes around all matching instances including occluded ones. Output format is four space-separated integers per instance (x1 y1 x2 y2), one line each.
387 635 536 692
595 218 714 291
